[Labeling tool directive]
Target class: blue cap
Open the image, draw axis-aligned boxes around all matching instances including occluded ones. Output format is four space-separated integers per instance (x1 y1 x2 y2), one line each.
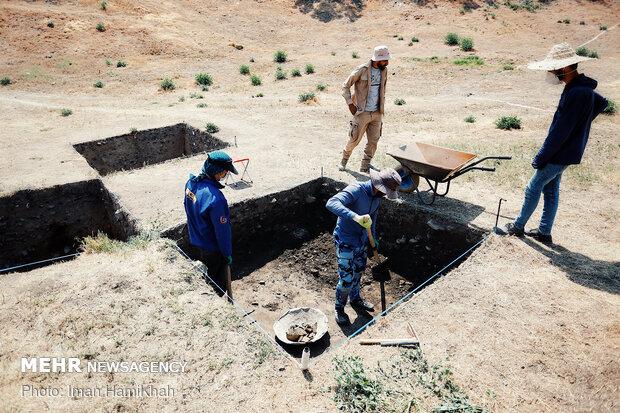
202 151 238 176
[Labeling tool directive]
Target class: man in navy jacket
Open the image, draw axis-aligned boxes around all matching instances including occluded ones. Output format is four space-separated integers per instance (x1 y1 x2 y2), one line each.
504 43 608 244
184 151 238 294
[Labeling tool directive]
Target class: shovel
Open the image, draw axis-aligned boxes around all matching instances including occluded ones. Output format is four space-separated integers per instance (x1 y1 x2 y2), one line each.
225 265 233 303
366 228 389 312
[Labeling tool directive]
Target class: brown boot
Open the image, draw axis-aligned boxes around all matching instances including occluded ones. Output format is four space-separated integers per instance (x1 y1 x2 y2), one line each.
360 160 370 173
339 157 348 171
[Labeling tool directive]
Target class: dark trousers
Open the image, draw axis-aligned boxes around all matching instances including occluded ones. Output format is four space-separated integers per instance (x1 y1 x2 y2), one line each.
198 250 227 296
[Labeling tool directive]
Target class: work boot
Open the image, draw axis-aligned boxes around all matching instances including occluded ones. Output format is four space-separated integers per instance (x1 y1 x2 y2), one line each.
335 307 350 325
338 157 348 171
526 229 553 244
351 298 375 313
502 222 524 237
360 162 370 173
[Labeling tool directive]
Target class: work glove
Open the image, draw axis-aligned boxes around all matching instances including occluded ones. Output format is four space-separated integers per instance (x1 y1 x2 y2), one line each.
353 214 372 229
225 255 233 266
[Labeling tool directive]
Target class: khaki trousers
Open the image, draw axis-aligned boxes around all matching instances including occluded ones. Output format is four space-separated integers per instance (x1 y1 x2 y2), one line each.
342 111 383 167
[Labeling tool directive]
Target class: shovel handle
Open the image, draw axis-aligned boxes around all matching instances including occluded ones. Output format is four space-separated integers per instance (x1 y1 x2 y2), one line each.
225 265 233 303
366 228 379 259
359 338 420 346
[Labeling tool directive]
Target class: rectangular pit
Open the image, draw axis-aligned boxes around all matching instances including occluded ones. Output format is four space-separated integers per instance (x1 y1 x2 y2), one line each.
73 123 229 175
0 179 137 272
165 178 483 359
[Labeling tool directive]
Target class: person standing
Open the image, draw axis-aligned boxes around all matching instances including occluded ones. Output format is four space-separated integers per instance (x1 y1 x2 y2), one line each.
326 169 402 325
503 43 608 244
184 151 238 294
340 45 390 173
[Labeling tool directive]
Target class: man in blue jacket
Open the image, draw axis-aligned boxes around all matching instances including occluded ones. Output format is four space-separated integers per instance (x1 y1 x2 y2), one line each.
326 169 401 325
184 151 238 294
504 43 608 244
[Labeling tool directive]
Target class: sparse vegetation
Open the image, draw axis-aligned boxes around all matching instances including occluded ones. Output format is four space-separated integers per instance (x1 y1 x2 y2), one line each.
105 59 112 66
599 24 607 30
495 115 521 130
464 115 476 123
411 36 419 43
579 21 586 25
602 99 616 115
1 77 11 86
205 123 220 133
460 37 474 51
305 64 315 74
159 77 176 91
275 67 287 80
195 72 213 87
331 51 336 56
563 18 571 24
178 96 185 102
352 51 359 59
316 83 327 91
397 35 404 41
273 50 287 63
116 60 127 67
197 103 207 108
93 80 104 88
503 62 515 70
444 32 459 46
189 92 203 99
333 356 382 412
80 232 122 254
454 55 484 66
60 108 73 117
291 68 302 77
130 127 138 133
99 0 108 10
250 74 262 86
47 20 54 28
298 91 315 102
96 22 106 32
394 98 406 106
239 64 250 75
253 92 264 98
576 46 600 59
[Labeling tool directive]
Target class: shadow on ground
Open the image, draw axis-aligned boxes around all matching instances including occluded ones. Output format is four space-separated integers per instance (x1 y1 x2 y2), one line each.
521 237 620 295
294 0 365 22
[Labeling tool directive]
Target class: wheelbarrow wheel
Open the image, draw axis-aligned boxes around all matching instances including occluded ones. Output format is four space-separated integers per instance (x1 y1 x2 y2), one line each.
395 166 419 193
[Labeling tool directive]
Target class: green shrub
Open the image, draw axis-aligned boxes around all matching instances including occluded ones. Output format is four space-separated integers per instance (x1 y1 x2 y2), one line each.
331 51 336 56
352 51 359 59
333 356 382 413
96 22 106 32
196 103 207 108
394 98 406 106
254 92 264 98
47 20 54 28
116 60 127 67
99 0 108 10
273 50 287 63
464 115 476 123
293 68 303 77
316 83 327 91
411 36 419 43
503 62 515 70
460 37 474 51
1 77 11 86
60 108 73 117
602 99 616 115
298 92 316 102
305 63 315 74
205 123 220 133
160 77 175 91
189 92 203 99
563 18 571 24
105 59 112 66
195 72 213 87
579 21 585 25
397 36 404 41
250 74 262 86
93 80 104 88
239 64 250 75
454 55 484 66
599 24 607 30
576 47 599 59
495 116 521 130
275 67 287 80
444 32 459 45
249 57 255 62
588 50 599 59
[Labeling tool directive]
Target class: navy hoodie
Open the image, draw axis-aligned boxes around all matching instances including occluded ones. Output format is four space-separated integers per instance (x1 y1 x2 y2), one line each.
533 74 608 168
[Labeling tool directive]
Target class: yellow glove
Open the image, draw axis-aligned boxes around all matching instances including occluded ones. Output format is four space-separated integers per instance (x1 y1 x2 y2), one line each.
353 214 372 229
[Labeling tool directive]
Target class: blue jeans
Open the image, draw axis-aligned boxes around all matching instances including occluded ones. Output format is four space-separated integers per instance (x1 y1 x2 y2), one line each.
334 241 367 309
514 163 567 235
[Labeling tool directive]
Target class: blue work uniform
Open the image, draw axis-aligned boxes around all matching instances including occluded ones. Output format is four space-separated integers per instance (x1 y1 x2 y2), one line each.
326 181 382 309
184 176 232 257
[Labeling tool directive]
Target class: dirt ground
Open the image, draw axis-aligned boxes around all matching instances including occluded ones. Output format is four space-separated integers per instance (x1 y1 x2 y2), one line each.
1 0 619 412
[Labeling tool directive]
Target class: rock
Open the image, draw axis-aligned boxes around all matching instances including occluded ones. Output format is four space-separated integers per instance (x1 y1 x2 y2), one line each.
396 236 407 245
427 219 446 231
251 302 259 306
425 246 431 251
409 238 418 244
258 280 266 285
305 195 316 203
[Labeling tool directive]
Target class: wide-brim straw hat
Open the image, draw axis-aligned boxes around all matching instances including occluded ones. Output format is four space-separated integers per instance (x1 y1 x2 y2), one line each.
527 42 593 71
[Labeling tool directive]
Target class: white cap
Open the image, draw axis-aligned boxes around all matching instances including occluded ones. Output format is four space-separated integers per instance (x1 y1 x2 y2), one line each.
371 45 390 62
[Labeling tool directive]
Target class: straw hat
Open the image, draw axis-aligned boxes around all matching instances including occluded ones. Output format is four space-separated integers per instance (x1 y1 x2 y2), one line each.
527 42 592 71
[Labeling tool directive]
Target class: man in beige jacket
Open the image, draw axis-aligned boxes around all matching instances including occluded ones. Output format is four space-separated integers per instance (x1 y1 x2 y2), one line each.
340 45 390 173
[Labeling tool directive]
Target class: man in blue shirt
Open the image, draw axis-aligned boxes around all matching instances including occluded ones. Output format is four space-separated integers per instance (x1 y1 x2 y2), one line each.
184 151 238 295
503 43 608 244
326 168 401 325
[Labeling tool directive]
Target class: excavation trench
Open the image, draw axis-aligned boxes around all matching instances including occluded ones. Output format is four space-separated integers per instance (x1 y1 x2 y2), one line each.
0 179 137 272
165 178 484 360
73 123 229 175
